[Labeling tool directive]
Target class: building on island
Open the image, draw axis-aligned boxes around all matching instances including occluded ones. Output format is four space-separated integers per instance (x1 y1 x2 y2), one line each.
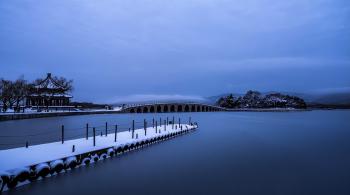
26 73 73 110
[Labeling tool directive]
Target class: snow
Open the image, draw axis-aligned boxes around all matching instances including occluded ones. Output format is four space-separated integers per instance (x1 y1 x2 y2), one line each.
11 167 30 176
30 93 72 98
49 160 63 168
112 106 123 111
0 124 196 174
35 163 49 173
64 157 77 166
0 108 118 115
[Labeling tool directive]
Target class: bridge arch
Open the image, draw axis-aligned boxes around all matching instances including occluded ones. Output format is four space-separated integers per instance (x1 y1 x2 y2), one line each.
191 105 195 112
184 105 189 112
164 105 169 112
157 105 162 112
150 106 155 113
178 105 183 112
130 108 135 113
197 105 201 112
170 105 175 112
143 107 149 113
137 107 142 113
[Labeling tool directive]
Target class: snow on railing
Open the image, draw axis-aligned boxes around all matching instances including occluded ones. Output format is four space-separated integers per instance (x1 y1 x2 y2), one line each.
0 118 199 192
0 117 194 150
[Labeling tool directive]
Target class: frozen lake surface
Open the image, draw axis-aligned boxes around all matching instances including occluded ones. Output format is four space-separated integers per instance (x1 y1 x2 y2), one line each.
1 110 350 195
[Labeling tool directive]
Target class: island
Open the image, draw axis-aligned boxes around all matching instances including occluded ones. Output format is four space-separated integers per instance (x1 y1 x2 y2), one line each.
216 90 307 109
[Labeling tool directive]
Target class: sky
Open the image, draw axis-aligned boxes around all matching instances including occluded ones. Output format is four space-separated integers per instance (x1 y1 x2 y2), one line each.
0 0 349 103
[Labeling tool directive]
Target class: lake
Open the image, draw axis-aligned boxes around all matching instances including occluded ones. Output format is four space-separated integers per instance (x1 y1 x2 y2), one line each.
1 110 350 195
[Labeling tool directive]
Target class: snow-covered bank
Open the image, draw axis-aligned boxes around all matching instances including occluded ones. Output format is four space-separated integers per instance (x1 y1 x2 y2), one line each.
0 123 197 191
226 108 310 112
0 110 121 121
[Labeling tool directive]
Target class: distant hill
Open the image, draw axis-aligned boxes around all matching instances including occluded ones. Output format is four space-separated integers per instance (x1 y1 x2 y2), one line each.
211 91 350 109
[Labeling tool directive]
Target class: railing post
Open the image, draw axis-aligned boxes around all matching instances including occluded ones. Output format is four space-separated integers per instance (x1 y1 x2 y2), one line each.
164 120 166 131
115 124 117 142
178 118 180 126
153 118 154 128
172 116 174 129
189 117 191 125
166 117 169 125
93 127 96 146
144 119 147 136
155 120 158 133
160 117 162 127
86 123 89 140
132 120 135 139
105 122 108 136
61 125 64 144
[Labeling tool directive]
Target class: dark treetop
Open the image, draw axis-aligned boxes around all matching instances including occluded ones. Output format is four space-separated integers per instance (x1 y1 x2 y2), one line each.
217 90 307 109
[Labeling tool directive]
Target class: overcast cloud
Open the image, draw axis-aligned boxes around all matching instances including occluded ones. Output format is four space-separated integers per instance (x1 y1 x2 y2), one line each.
0 0 349 102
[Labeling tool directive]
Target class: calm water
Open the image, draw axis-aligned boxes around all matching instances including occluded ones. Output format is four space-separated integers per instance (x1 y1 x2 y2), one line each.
1 110 350 195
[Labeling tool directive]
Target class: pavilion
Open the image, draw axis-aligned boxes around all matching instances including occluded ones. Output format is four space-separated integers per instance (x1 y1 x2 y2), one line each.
26 73 73 110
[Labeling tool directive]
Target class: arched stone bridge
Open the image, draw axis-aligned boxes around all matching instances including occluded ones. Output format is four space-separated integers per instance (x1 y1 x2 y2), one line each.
121 103 226 113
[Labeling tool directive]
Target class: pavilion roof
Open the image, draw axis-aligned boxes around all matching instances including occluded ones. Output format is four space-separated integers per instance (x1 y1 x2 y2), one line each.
35 73 65 90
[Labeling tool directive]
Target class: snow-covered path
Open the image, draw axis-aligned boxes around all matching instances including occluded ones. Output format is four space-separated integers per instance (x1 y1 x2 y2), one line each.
0 124 196 173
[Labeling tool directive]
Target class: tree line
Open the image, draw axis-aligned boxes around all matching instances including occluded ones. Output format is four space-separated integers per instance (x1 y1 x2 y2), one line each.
217 90 307 109
0 75 73 113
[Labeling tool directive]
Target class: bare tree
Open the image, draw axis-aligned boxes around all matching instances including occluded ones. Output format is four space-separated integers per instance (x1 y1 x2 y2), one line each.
53 76 73 93
1 74 74 112
0 79 14 112
12 76 30 112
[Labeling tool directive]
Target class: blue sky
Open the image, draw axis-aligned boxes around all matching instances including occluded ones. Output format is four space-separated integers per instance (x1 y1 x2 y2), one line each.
0 0 349 103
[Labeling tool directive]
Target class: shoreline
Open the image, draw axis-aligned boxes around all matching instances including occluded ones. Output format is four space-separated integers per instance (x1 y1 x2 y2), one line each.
225 108 310 112
0 108 348 122
226 107 350 112
0 110 121 122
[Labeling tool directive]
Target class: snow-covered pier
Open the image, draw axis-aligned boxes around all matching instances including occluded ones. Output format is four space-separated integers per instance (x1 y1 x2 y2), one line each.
0 121 198 192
